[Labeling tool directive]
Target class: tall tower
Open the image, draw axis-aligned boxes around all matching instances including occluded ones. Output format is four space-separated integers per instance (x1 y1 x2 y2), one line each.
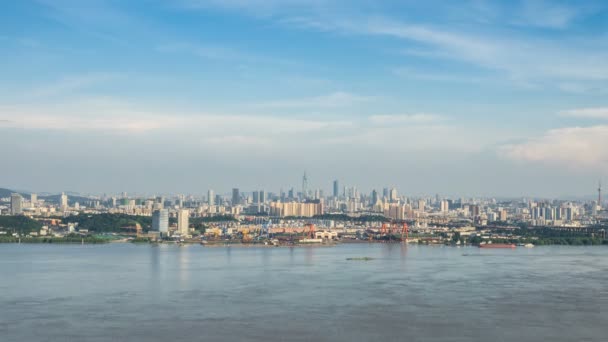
302 172 308 199
599 180 602 209
333 180 339 198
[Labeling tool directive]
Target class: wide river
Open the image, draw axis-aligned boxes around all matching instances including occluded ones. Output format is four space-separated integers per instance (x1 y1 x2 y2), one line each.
0 243 606 341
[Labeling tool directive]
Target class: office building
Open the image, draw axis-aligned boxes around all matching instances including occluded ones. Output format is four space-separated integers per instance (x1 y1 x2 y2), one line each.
207 190 214 206
178 209 190 236
269 200 323 217
152 209 169 234
440 200 449 213
30 193 37 207
333 180 339 198
10 193 23 215
389 188 398 202
232 188 240 206
60 192 68 210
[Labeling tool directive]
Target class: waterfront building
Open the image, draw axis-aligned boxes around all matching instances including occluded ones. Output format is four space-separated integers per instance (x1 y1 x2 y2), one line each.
177 209 189 236
152 209 169 234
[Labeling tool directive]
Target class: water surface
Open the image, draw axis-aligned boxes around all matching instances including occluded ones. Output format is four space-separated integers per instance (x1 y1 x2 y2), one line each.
1 244 606 341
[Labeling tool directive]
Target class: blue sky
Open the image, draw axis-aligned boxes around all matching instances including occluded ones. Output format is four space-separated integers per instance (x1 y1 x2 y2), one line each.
1 0 608 197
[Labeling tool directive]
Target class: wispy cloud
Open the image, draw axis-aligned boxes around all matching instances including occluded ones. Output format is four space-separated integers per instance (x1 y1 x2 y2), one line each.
253 91 373 109
28 72 123 98
156 42 296 67
368 113 443 125
392 67 489 84
513 0 582 29
183 1 608 87
560 107 608 119
502 125 608 167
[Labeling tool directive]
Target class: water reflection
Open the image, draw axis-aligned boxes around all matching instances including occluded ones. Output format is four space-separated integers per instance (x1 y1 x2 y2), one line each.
177 245 190 287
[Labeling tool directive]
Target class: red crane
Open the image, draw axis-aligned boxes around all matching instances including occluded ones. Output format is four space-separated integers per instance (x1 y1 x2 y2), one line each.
305 223 316 238
401 222 408 242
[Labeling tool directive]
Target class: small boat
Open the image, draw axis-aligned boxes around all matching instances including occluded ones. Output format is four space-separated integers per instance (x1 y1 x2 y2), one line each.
479 243 516 248
524 243 534 248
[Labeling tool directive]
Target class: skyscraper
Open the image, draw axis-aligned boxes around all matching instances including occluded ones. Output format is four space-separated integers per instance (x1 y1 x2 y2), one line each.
60 192 68 210
208 189 215 206
232 188 240 206
599 181 602 209
371 189 379 205
178 209 190 236
333 180 339 198
10 193 23 215
259 190 265 203
252 191 260 204
152 209 169 234
302 172 309 199
30 193 37 207
389 188 398 202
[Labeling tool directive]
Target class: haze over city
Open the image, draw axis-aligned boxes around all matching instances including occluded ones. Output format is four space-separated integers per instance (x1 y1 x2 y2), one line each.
2 1 608 197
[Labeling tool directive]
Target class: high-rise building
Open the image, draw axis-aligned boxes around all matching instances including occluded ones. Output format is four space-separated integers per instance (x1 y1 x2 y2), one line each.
178 209 190 236
252 191 260 204
599 181 602 210
259 190 265 203
152 209 169 234
28 193 37 208
232 188 240 206
499 209 508 221
383 188 389 199
208 189 215 206
384 204 405 220
60 192 68 210
417 199 426 211
389 188 398 202
371 189 379 205
269 200 323 217
333 180 339 198
10 193 23 215
440 200 449 213
302 172 309 199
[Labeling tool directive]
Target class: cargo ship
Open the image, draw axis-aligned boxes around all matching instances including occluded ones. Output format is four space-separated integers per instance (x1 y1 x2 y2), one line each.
479 243 516 248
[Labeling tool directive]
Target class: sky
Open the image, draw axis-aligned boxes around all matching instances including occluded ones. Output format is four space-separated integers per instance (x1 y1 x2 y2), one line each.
1 0 608 198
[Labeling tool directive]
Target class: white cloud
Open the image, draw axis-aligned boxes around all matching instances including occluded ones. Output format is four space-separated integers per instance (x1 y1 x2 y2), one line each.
368 113 443 125
502 125 608 167
28 72 123 98
253 91 373 108
514 1 581 29
560 107 608 119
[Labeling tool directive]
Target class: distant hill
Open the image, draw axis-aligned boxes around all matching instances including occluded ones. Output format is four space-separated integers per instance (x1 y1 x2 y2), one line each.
0 188 93 204
40 193 94 205
0 188 28 198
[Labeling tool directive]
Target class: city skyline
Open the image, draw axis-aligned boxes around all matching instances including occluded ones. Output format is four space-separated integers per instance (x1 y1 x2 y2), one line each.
2 1 608 196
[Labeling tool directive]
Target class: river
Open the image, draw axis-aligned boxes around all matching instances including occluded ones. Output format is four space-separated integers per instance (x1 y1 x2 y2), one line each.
1 243 606 341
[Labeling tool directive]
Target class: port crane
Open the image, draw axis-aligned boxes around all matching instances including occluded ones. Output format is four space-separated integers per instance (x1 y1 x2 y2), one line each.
377 221 408 242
